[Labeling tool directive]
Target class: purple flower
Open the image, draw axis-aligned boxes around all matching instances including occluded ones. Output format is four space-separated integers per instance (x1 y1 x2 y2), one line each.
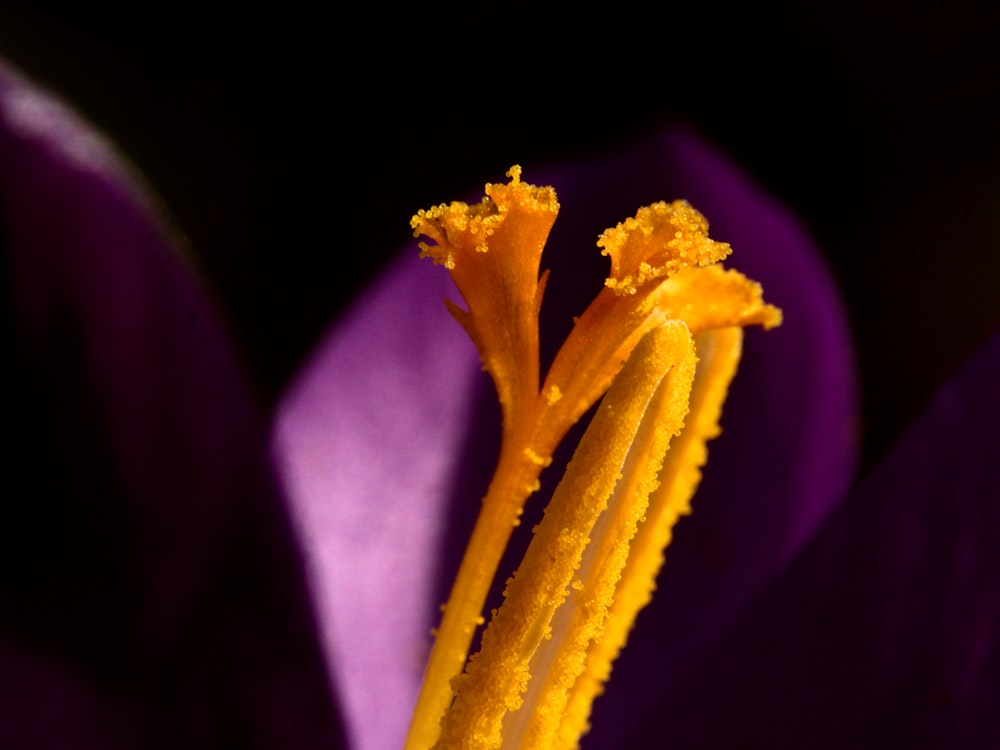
274 132 1000 747
3 55 998 750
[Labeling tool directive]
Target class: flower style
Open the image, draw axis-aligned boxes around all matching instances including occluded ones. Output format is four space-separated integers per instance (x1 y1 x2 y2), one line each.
3 58 999 750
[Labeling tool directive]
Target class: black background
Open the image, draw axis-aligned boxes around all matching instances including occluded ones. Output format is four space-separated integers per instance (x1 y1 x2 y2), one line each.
1 1 998 472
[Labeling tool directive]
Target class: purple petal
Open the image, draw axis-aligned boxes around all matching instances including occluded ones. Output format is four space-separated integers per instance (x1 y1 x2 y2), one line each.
274 256 486 750
0 61 341 747
629 328 1000 748
276 128 857 748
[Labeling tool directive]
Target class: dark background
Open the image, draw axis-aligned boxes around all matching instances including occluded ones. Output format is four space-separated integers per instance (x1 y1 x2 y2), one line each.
1 1 998 473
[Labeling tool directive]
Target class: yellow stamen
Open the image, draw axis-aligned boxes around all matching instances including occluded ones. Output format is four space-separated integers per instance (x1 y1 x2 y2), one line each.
405 168 780 750
556 327 744 746
438 323 696 750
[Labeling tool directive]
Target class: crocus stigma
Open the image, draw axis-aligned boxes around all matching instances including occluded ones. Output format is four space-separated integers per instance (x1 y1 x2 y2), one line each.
405 167 781 749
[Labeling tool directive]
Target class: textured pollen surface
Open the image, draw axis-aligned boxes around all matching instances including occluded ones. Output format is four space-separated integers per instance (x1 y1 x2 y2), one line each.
411 166 558 438
435 324 694 750
600 200 731 296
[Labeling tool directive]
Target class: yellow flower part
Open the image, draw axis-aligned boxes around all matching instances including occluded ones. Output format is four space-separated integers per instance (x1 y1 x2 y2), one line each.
411 165 558 439
599 200 731 296
405 168 781 750
438 323 697 749
555 327 744 747
540 214 779 450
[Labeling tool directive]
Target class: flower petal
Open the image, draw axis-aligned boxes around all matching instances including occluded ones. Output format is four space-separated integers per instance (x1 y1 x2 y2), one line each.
0 61 341 747
274 253 489 750
629 328 1000 748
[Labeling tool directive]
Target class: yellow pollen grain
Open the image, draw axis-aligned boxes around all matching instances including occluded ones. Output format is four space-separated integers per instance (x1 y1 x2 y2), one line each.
524 448 553 467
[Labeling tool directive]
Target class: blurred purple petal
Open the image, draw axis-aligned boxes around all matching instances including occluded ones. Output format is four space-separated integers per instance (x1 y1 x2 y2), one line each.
0 61 341 747
274 256 485 750
629 328 1000 748
276 128 857 747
